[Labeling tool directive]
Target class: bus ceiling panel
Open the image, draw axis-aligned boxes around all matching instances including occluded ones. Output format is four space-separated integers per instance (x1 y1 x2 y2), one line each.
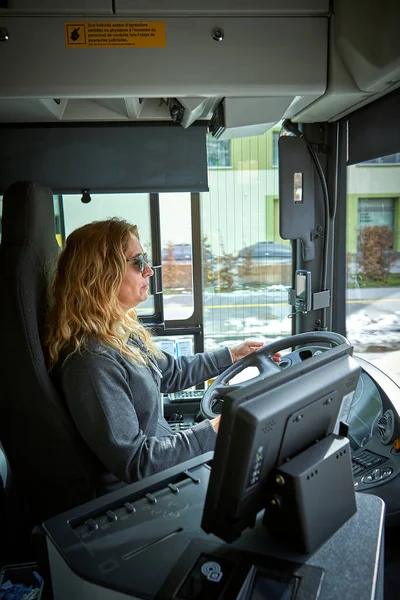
334 0 400 95
5 0 113 13
0 17 328 100
2 0 330 16
289 1 400 124
0 97 221 124
114 0 330 17
0 98 69 122
289 24 373 124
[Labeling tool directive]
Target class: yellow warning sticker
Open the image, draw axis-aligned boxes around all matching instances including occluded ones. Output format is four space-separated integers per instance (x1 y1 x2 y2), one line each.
65 21 166 48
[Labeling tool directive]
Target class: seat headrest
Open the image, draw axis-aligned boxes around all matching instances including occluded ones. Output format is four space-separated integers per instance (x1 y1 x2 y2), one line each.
1 181 59 261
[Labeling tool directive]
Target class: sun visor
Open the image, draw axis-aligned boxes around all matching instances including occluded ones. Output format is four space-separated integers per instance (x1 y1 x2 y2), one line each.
347 87 400 166
0 122 208 194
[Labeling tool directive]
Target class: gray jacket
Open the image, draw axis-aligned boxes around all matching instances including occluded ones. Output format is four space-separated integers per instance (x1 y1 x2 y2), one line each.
53 339 232 483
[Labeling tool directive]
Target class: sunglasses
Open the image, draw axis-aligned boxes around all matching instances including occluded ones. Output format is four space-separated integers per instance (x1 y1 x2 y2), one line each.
126 252 149 273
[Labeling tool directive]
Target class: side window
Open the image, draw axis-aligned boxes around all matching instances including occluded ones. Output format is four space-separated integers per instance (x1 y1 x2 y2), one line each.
58 193 154 318
159 192 194 321
346 157 400 371
53 196 63 247
201 129 292 353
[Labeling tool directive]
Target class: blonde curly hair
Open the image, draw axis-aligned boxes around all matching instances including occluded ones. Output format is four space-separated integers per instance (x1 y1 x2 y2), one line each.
45 218 162 369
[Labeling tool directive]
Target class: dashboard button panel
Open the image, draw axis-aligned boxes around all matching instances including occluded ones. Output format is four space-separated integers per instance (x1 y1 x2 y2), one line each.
352 449 387 477
362 467 393 484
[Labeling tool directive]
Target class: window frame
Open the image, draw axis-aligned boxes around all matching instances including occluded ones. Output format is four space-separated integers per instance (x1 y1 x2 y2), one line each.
156 192 205 354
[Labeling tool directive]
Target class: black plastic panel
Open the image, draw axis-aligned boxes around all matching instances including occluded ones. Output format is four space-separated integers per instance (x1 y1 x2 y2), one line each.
0 122 208 194
347 87 400 165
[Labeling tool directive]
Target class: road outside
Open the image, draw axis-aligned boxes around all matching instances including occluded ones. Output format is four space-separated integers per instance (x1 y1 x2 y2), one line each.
160 284 400 376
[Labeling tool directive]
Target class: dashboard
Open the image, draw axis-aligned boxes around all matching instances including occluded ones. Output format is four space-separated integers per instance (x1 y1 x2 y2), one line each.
347 356 400 522
164 346 400 524
277 348 400 523
347 371 384 450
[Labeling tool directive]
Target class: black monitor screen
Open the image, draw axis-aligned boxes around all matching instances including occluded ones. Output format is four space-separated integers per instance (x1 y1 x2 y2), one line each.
295 272 306 300
201 343 360 543
250 572 297 600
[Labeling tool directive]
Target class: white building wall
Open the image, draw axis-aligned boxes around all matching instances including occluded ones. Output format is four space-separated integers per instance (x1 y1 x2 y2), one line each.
201 168 279 255
347 165 400 195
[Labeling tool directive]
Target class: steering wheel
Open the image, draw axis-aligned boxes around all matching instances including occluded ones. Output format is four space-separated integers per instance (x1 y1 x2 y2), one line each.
200 331 350 419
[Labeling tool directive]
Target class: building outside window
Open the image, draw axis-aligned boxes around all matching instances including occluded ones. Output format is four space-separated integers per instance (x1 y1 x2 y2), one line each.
206 137 232 168
201 127 290 352
358 198 394 231
346 157 400 372
272 131 280 167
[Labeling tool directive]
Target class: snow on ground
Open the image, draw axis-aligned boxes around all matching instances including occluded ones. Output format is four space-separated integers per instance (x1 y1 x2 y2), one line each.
346 310 400 352
205 306 400 373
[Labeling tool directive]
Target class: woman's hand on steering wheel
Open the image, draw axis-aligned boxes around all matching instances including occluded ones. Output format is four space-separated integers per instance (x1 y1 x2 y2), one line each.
201 332 349 421
230 340 281 364
210 415 221 433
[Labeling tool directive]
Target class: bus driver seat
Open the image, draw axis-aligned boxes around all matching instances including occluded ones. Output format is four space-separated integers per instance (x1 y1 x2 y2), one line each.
0 181 103 538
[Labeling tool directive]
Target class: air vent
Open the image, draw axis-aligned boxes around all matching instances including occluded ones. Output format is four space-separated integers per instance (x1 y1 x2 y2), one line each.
306 469 318 480
262 420 276 434
278 359 292 369
346 375 357 389
335 448 347 459
378 409 395 445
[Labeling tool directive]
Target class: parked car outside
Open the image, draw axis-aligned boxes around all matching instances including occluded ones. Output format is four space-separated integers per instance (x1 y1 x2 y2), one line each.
162 243 192 261
162 243 214 262
238 241 292 259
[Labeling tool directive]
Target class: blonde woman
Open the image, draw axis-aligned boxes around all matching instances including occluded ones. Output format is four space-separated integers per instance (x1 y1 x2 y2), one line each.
45 218 268 489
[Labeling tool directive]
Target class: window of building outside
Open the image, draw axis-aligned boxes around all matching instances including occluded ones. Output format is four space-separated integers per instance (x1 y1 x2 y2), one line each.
201 131 292 356
358 198 394 232
346 157 400 378
272 131 280 167
207 137 232 168
159 192 194 321
58 193 154 318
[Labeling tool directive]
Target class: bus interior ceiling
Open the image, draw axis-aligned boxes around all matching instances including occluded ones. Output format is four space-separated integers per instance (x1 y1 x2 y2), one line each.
1 1 399 365
1 1 400 599
0 0 398 131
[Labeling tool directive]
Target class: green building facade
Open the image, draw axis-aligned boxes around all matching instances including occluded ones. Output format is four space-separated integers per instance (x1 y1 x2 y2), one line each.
205 129 400 257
